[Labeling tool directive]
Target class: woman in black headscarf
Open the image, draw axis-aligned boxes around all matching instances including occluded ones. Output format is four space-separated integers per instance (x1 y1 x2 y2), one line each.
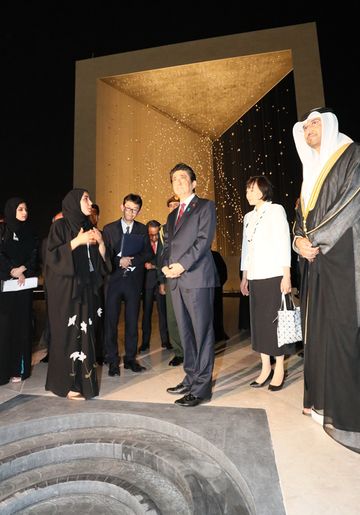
0 197 39 385
45 188 110 400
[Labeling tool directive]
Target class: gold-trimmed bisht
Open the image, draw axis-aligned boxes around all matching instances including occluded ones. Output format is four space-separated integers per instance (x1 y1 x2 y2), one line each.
300 143 350 235
298 143 352 344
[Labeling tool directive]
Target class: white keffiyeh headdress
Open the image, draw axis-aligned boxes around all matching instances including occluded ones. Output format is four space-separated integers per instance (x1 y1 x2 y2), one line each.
293 109 352 207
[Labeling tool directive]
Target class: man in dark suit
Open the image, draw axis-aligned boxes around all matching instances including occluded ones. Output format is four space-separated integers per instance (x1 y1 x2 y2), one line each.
103 194 152 376
140 220 170 352
162 163 218 407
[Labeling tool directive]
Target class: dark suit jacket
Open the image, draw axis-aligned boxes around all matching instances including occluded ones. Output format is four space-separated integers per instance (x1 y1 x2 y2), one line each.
161 196 217 288
103 219 152 290
144 239 164 290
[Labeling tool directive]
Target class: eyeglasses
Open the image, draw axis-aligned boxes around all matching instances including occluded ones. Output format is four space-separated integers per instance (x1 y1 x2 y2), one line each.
124 206 139 215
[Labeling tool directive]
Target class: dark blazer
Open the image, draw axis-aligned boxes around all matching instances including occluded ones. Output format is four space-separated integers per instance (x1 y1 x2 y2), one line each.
162 196 218 288
103 219 152 289
161 195 217 399
144 238 164 290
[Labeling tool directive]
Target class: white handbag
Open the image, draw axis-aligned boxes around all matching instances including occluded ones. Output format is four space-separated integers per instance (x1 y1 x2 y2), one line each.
276 293 302 347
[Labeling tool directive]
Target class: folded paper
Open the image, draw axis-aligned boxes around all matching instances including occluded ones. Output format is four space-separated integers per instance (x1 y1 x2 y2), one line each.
1 277 38 292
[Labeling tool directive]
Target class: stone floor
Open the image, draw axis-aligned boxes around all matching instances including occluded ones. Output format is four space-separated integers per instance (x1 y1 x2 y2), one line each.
1 297 360 514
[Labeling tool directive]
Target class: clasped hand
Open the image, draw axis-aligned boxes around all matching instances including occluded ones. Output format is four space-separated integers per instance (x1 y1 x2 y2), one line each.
119 256 133 269
77 227 103 246
295 236 319 262
162 263 185 278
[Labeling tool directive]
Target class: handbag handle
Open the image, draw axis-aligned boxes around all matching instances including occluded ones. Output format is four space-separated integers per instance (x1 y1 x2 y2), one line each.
273 292 297 323
280 292 296 311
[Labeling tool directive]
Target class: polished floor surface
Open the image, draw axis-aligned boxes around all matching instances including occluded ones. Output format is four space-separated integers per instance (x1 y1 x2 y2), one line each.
1 297 359 514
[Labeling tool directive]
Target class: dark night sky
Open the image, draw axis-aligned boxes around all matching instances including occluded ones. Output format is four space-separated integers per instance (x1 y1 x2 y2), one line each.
1 5 358 236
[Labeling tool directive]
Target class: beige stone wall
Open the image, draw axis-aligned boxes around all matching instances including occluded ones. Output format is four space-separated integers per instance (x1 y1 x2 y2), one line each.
96 80 214 228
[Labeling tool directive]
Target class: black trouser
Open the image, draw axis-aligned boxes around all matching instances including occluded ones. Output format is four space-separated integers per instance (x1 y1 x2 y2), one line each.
105 275 141 363
142 286 168 346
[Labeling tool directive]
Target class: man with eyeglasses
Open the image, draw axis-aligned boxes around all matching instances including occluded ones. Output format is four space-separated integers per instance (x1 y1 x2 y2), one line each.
103 193 152 376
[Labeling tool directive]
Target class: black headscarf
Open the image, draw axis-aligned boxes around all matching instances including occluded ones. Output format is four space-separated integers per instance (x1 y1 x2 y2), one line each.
4 197 26 233
1 197 37 267
62 188 93 237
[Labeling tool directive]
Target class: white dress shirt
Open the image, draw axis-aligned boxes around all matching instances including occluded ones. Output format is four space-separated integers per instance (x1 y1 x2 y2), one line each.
121 219 134 233
240 202 291 280
176 193 195 220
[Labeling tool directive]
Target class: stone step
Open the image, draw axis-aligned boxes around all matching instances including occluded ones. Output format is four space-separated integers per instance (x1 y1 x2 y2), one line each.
0 417 252 514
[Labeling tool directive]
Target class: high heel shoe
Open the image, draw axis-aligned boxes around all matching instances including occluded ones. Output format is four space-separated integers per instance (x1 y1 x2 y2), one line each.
268 374 286 391
250 369 273 388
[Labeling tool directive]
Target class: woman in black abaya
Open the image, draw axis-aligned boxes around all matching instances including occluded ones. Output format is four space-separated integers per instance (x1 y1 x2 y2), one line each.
45 189 110 400
0 197 38 385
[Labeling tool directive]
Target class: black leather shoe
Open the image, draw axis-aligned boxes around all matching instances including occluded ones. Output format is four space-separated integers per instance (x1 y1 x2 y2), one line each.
175 393 211 407
108 363 120 377
250 369 273 388
139 344 149 353
166 383 190 395
168 356 183 366
161 342 173 350
124 360 146 372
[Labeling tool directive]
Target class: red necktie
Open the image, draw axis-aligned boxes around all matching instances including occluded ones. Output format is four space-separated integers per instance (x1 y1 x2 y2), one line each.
176 203 186 225
151 241 156 253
